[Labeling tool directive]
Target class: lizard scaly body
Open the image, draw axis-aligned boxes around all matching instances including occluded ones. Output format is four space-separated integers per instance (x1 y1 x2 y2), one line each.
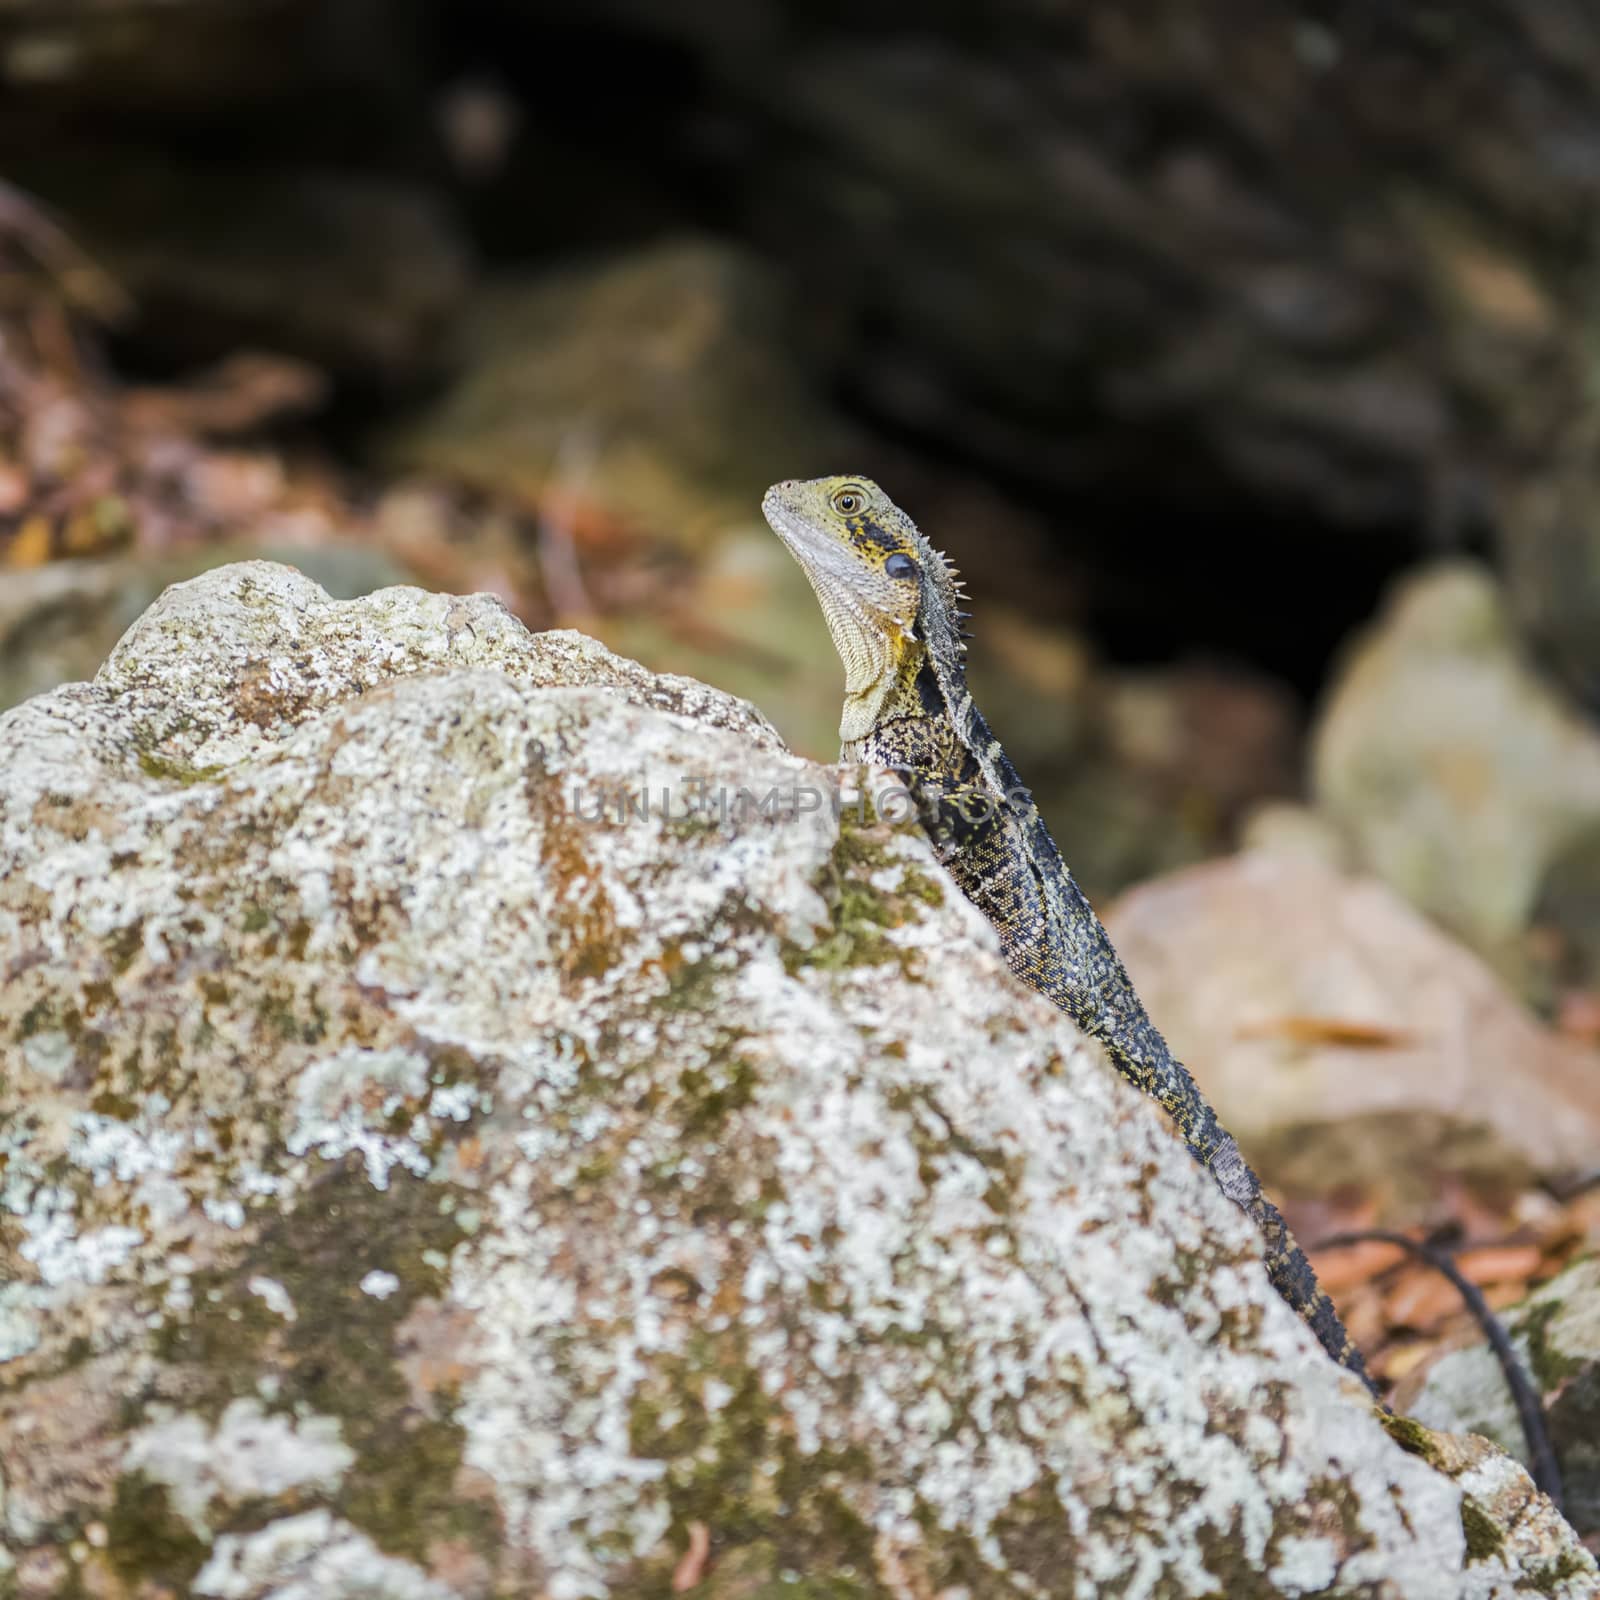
763 473 1374 1392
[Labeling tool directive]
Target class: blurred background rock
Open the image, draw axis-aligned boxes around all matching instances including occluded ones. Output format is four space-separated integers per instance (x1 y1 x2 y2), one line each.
3 0 1600 1436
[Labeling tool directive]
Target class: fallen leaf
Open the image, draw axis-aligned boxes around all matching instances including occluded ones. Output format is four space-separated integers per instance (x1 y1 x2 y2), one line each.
1452 1244 1544 1286
1485 1282 1530 1312
1383 1265 1466 1330
1377 1341 1437 1383
122 352 327 437
1308 1238 1409 1291
1235 1015 1414 1049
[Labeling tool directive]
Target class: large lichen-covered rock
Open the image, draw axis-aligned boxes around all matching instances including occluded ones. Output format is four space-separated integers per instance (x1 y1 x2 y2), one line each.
1401 1257 1600 1542
0 545 413 715
0 563 1592 1599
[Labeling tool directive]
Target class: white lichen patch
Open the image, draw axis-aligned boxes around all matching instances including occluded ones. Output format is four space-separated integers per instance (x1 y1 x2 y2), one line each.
0 1294 40 1365
246 1277 297 1322
0 561 1590 1599
124 1399 355 1537
1451 1446 1599 1600
19 1200 142 1289
194 1510 455 1600
68 1107 188 1189
286 1046 437 1189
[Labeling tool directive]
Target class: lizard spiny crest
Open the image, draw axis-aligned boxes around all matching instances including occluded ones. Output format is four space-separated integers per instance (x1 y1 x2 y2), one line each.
762 475 969 746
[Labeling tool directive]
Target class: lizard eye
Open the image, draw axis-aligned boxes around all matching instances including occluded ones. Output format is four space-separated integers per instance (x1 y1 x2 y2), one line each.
831 487 865 515
884 553 917 580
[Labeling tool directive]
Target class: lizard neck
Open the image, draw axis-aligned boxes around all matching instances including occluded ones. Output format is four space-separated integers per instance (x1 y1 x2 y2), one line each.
843 654 959 768
840 634 936 752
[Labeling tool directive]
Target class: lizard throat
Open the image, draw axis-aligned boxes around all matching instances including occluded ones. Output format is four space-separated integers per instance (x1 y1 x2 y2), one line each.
812 594 920 745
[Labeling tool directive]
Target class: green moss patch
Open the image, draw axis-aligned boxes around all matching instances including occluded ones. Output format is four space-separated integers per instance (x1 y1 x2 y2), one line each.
786 814 939 977
1516 1298 1584 1392
104 1471 208 1593
1513 1549 1593 1592
1380 1411 1447 1469
150 1158 499 1570
137 750 227 785
627 1339 893 1600
1460 1494 1506 1564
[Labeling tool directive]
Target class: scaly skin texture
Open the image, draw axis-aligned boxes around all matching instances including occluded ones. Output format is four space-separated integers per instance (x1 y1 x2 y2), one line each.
763 473 1375 1392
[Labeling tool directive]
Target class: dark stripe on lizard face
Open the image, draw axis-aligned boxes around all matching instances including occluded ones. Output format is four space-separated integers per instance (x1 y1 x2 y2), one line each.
849 518 903 556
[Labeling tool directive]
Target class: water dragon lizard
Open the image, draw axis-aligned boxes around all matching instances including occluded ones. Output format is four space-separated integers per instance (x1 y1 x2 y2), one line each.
763 473 1375 1391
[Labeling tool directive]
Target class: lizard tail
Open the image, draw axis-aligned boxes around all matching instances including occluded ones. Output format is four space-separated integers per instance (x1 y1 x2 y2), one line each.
1250 1190 1377 1392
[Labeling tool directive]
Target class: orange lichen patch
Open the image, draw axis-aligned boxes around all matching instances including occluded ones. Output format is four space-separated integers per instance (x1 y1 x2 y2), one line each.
395 1300 484 1407
451 1134 488 1174
671 1521 711 1593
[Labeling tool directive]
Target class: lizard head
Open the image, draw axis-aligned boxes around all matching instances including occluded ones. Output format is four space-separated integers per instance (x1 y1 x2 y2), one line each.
762 475 969 743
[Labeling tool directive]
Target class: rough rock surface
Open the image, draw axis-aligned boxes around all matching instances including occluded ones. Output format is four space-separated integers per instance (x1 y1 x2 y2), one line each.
1311 563 1600 960
0 546 412 716
0 562 1592 1599
1104 852 1600 1202
1402 1257 1600 1542
382 238 845 546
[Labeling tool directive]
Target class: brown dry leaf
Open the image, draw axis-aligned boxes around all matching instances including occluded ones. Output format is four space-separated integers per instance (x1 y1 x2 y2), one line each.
1433 1176 1527 1244
1317 1183 1600 1393
0 463 28 515
1484 1282 1531 1313
1383 1265 1466 1330
1336 1284 1389 1352
1450 250 1553 333
1 515 52 568
1452 1244 1544 1286
1377 1341 1437 1383
1235 1015 1415 1049
533 486 642 558
1564 1187 1600 1247
1308 1238 1409 1292
122 352 328 437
